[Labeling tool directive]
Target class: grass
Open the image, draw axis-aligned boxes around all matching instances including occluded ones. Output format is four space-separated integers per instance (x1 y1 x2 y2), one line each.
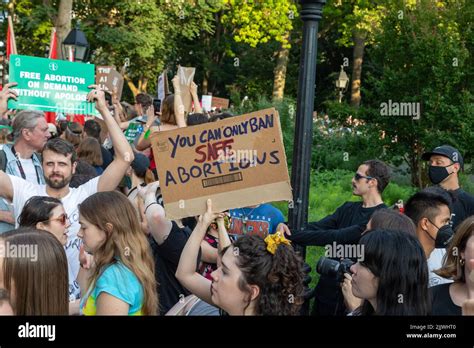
272 169 418 310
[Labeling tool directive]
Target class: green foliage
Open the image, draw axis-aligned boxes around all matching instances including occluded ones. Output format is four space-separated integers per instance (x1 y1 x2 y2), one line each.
360 0 474 184
231 94 295 166
222 0 298 48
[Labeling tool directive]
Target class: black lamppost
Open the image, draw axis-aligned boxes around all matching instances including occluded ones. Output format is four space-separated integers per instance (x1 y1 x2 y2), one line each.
288 0 326 257
62 26 89 62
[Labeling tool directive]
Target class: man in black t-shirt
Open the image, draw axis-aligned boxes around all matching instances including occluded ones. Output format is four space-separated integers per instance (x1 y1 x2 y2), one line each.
422 145 474 230
289 159 390 316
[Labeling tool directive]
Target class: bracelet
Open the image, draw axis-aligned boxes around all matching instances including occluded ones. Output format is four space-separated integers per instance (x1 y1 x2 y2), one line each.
144 129 151 140
144 202 159 214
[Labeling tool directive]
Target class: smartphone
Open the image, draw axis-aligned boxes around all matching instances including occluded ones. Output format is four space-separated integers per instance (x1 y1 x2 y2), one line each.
153 98 161 114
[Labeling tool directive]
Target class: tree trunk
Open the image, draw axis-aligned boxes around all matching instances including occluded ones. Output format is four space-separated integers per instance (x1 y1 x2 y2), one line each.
272 38 290 101
202 72 209 95
350 30 366 108
124 75 139 97
55 0 73 60
409 141 423 188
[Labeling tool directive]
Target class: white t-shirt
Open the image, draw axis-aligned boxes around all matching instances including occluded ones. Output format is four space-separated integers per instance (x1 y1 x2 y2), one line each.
9 174 100 300
427 248 453 287
17 157 38 183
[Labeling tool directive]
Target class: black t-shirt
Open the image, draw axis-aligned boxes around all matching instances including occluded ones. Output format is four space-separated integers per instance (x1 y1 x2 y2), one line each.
430 283 462 315
291 201 386 316
148 221 194 315
450 189 474 230
100 145 113 170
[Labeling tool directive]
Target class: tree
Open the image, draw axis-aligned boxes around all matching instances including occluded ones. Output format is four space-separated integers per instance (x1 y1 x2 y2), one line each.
323 0 387 107
360 0 473 187
74 0 219 97
222 0 298 101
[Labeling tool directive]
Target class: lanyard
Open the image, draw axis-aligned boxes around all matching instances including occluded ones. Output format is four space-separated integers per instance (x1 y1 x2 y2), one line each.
11 146 42 184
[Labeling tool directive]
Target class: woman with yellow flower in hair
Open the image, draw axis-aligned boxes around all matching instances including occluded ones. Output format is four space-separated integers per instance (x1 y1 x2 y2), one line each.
176 199 305 315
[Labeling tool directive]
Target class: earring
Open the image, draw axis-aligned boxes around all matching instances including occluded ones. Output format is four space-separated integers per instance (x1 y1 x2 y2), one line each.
460 258 465 266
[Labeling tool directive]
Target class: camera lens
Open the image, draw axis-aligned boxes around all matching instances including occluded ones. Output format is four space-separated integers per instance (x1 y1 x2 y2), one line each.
316 257 341 278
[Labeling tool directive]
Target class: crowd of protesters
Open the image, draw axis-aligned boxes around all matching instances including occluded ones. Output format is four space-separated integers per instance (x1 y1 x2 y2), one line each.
0 73 473 317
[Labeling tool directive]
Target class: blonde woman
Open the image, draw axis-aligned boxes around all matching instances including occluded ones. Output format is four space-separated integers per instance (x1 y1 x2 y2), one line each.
77 191 157 315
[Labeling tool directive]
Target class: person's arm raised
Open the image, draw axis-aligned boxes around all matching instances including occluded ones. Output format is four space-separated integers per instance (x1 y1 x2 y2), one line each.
217 215 231 254
0 170 14 202
190 82 203 114
176 199 223 305
135 107 157 151
86 85 135 192
0 82 18 117
138 182 172 245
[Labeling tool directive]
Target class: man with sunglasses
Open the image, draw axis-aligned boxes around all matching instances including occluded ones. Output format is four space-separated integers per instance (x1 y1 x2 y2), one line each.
288 159 390 316
422 145 474 230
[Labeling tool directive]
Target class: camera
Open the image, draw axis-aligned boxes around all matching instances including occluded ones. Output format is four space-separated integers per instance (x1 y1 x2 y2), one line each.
316 257 354 283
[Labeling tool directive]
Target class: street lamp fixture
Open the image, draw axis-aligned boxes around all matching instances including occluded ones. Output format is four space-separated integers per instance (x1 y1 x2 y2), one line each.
336 65 349 103
62 26 89 62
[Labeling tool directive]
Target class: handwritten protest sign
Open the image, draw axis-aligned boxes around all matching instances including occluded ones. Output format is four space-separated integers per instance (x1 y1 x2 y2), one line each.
8 54 97 115
177 66 195 113
150 108 292 219
96 66 124 100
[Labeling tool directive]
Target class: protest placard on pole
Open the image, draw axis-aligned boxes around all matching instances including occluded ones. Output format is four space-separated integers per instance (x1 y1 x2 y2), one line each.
177 66 195 113
7 54 98 116
150 107 292 220
96 66 124 100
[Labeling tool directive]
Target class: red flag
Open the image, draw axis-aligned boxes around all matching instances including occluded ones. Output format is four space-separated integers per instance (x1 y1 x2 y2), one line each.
6 16 17 60
48 27 58 59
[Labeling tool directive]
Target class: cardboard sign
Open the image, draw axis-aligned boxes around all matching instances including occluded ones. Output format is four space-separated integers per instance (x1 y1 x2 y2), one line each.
96 66 124 100
150 108 292 219
8 54 97 115
212 96 230 110
177 66 195 113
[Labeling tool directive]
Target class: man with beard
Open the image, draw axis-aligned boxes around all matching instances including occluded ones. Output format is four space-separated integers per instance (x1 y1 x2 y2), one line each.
0 85 134 304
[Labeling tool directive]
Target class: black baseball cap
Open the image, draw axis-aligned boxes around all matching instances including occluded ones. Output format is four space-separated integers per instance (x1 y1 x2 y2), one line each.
422 145 464 170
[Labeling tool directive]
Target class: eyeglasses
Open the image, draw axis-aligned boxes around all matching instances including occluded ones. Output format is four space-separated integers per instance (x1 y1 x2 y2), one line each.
43 213 69 226
354 173 374 181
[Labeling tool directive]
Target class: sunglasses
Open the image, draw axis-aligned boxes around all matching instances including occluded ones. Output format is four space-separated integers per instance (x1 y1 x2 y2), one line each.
43 213 69 226
354 173 375 181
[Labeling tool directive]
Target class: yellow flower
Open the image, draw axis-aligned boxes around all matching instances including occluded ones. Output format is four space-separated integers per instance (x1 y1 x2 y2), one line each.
264 231 291 255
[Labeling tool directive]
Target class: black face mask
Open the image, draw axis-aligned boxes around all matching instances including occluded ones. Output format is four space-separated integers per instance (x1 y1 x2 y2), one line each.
426 220 454 248
428 165 453 185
